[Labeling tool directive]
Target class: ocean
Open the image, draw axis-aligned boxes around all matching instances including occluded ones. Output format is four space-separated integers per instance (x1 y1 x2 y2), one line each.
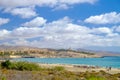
13 56 120 68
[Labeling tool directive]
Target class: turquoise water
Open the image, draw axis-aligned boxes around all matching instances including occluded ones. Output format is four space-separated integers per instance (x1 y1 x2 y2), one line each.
13 56 120 68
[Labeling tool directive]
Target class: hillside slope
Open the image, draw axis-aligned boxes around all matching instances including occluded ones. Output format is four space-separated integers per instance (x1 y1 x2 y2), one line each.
0 45 101 58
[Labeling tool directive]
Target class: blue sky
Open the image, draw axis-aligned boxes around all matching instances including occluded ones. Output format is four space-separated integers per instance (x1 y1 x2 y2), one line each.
0 0 120 52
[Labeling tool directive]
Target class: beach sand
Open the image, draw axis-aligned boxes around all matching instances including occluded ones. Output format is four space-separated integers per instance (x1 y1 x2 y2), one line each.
38 63 120 74
1 60 120 74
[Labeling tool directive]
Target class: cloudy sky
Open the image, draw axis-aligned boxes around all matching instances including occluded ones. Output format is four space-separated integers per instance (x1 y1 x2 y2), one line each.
0 0 120 52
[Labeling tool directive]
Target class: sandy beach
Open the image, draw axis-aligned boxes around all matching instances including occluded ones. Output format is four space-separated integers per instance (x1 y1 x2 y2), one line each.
1 59 120 74
38 63 120 74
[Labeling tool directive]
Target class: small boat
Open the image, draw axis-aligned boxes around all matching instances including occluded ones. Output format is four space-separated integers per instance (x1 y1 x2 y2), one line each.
22 56 35 58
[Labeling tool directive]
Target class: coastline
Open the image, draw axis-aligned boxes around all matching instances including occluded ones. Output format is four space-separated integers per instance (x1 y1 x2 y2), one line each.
0 59 120 74
1 56 120 74
37 63 120 74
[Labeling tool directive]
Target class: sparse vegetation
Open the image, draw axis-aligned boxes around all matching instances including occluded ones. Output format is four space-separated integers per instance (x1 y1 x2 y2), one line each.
86 76 106 80
1 60 41 71
57 49 95 55
52 66 65 71
0 60 120 80
80 51 95 55
0 45 100 58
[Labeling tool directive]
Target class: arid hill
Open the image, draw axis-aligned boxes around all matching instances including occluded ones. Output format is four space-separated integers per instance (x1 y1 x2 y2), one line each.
0 45 101 58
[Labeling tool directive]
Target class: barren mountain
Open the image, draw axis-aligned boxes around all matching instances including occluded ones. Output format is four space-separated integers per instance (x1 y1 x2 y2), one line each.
0 45 103 58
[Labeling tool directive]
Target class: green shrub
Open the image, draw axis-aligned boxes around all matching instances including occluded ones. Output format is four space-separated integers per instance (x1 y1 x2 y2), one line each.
1 60 12 69
1 77 7 80
87 76 106 80
15 62 41 71
52 66 65 71
1 60 41 71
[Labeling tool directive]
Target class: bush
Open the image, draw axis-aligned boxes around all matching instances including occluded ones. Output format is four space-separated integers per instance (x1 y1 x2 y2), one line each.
1 60 41 71
52 66 65 71
1 60 12 69
15 62 41 71
87 76 106 80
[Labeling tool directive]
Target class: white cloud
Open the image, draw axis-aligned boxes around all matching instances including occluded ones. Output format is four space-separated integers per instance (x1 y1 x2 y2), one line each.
12 39 30 46
53 4 69 10
58 0 97 5
4 6 37 18
84 12 120 24
10 27 44 38
0 29 10 39
0 0 57 8
114 25 120 32
91 27 112 34
22 17 47 27
0 0 97 8
53 0 97 10
0 17 9 26
0 17 120 49
0 0 98 18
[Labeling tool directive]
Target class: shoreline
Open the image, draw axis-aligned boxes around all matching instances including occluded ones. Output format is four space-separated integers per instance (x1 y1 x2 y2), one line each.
1 56 120 74
37 63 120 74
0 59 120 74
10 56 120 69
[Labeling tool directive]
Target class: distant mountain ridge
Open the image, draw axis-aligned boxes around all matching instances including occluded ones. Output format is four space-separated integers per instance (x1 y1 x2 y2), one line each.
0 45 119 57
0 45 102 58
77 48 120 57
0 45 41 50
